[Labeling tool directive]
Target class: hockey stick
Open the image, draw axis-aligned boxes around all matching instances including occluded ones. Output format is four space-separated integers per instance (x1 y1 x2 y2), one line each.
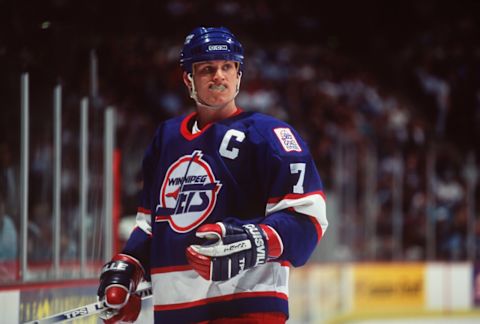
24 281 152 324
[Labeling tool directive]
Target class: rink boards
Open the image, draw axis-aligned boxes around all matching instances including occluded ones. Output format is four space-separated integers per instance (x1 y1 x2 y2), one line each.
1 262 480 323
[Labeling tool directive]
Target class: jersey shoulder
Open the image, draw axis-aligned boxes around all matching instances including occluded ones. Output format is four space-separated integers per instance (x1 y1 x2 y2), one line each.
144 114 186 157
152 113 190 142
236 112 309 156
159 114 186 132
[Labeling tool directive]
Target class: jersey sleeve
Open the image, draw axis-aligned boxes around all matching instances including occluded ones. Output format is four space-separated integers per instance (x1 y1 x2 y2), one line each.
255 122 328 267
121 125 164 276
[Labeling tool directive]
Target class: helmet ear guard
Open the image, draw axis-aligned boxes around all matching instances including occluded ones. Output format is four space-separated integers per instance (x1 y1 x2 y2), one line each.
236 71 242 93
180 26 244 74
186 72 196 100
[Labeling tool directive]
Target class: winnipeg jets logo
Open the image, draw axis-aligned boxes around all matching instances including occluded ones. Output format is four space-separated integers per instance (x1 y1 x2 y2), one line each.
155 151 222 233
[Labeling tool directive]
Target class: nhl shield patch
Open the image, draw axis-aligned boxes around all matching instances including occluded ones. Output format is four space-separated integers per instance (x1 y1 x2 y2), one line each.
273 127 302 152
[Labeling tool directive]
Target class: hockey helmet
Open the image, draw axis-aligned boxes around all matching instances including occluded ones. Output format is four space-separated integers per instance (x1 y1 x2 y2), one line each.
180 27 244 74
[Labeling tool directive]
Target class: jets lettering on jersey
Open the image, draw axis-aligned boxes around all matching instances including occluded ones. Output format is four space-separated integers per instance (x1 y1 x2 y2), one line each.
155 151 222 233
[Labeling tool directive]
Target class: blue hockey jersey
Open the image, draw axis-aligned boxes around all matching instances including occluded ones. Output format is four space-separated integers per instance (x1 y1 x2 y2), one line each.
123 109 328 323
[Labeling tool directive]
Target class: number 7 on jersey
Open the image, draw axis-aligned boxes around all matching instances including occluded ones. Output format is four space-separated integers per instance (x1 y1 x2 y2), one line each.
290 163 305 194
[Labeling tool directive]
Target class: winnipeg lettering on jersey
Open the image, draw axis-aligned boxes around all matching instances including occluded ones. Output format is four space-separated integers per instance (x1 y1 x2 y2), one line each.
155 151 222 233
168 175 208 186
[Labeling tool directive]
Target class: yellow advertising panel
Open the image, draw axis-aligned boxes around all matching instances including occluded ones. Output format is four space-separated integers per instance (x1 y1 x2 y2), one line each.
353 263 425 311
20 285 98 323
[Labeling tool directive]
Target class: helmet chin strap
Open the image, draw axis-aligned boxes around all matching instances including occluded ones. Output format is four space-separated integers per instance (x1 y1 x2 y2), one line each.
187 72 242 110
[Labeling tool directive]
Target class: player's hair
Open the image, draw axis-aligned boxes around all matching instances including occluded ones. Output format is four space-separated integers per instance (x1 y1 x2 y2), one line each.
180 26 244 74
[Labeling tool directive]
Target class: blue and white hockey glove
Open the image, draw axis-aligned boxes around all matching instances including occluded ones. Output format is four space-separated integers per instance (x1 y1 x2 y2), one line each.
186 222 283 281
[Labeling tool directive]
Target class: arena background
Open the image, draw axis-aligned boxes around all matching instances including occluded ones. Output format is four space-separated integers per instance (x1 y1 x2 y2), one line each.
0 0 480 323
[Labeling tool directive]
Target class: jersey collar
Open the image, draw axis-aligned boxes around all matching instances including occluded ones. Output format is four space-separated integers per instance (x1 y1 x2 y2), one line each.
180 108 243 141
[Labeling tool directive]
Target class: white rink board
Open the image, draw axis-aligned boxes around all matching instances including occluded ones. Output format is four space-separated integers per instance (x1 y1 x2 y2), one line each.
426 263 472 310
135 296 154 324
349 317 480 324
0 290 20 324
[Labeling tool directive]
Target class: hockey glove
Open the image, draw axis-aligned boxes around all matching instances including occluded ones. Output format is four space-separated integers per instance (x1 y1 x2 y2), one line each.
186 222 283 281
97 254 145 324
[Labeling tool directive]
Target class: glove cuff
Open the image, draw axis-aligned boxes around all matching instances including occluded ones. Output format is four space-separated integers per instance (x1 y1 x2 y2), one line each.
112 254 145 290
259 224 283 259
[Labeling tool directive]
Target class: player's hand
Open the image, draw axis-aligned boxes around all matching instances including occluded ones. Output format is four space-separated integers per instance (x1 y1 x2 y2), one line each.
97 254 144 323
186 222 283 281
99 294 141 324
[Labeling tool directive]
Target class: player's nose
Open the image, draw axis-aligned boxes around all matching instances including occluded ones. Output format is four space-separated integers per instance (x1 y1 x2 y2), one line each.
212 67 226 81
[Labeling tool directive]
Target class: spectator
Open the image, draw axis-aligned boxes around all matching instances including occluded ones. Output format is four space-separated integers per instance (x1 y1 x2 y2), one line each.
0 190 17 261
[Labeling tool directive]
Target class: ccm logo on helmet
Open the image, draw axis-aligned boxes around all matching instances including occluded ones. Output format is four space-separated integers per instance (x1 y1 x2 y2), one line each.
208 45 228 51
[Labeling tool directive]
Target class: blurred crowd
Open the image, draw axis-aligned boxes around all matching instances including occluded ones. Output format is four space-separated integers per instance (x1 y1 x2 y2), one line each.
0 0 479 277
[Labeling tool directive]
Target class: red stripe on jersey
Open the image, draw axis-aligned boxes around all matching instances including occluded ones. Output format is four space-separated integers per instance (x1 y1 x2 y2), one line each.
197 312 286 324
154 215 169 222
308 216 323 243
154 291 288 311
137 207 151 214
151 265 193 274
151 260 288 275
267 190 326 204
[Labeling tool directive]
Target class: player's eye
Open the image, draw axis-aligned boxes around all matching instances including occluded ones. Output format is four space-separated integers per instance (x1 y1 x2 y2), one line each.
222 63 237 73
200 66 214 74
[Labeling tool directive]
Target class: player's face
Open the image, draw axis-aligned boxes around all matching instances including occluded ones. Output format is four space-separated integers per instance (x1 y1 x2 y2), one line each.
191 60 240 107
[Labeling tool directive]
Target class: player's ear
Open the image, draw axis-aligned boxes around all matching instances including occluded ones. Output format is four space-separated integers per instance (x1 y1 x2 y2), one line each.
235 62 242 77
183 72 192 89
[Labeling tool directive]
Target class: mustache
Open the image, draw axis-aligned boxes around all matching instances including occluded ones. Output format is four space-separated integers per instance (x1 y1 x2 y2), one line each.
209 84 227 91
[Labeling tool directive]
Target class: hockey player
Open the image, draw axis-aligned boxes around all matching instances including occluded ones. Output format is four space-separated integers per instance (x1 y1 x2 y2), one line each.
97 26 328 323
